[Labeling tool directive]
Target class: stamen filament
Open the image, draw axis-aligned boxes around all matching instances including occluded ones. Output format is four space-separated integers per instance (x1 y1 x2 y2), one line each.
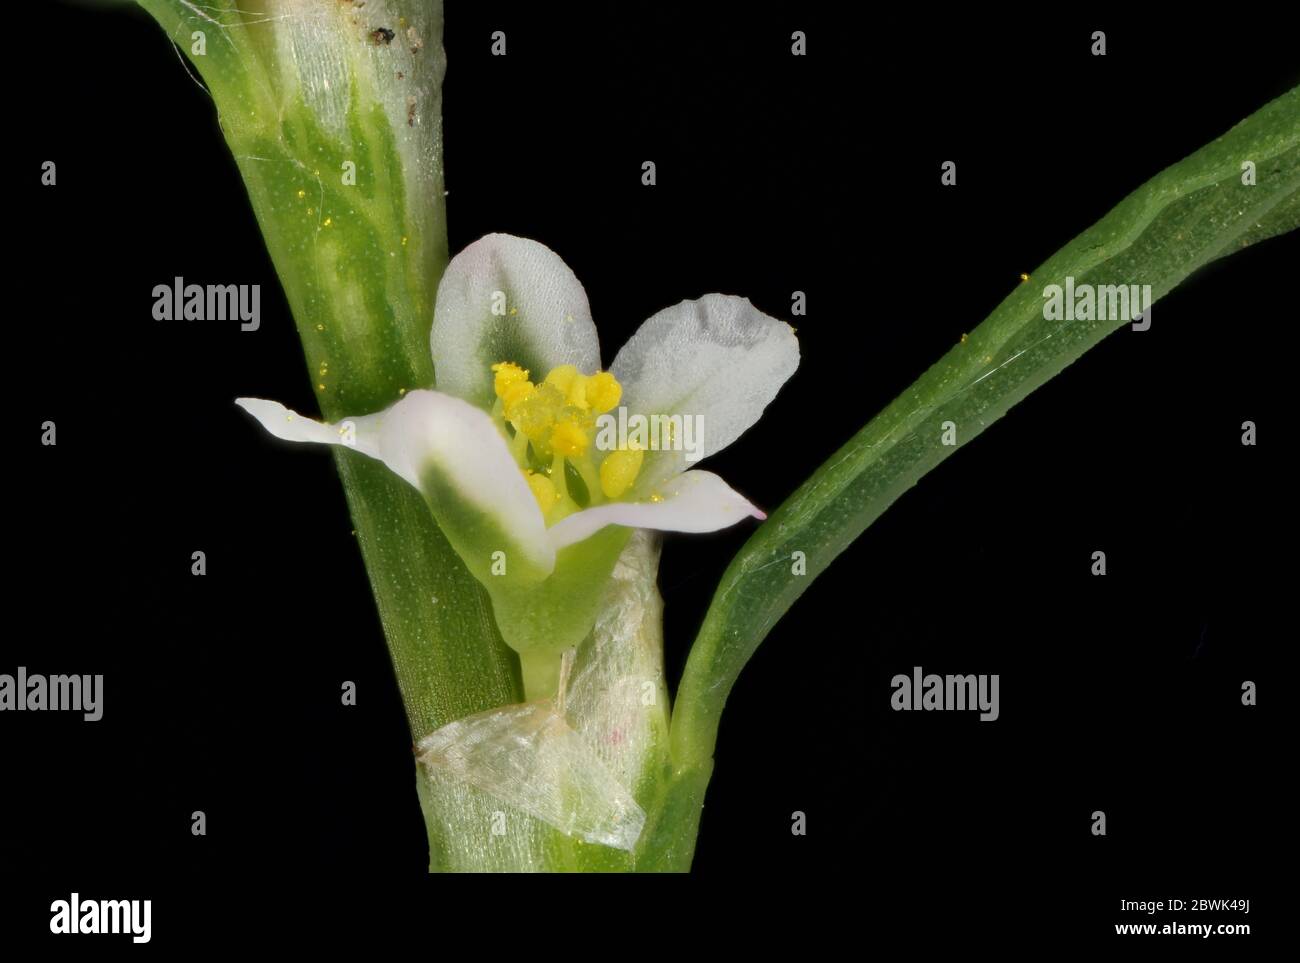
510 425 529 463
551 453 569 500
492 359 634 518
573 455 601 505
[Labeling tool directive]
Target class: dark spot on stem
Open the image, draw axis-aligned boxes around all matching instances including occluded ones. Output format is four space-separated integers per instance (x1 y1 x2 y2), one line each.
370 27 395 45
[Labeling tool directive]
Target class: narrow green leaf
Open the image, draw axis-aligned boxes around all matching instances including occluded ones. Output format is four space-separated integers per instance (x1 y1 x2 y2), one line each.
672 86 1300 767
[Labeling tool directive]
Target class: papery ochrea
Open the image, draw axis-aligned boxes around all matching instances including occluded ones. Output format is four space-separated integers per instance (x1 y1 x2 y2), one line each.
238 234 798 695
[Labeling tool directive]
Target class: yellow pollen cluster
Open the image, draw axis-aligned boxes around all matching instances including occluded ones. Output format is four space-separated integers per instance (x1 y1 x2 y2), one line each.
524 470 559 513
490 361 639 519
551 419 589 458
599 446 644 500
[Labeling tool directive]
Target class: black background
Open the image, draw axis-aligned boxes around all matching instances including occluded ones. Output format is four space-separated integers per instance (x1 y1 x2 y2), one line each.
4 0 1294 946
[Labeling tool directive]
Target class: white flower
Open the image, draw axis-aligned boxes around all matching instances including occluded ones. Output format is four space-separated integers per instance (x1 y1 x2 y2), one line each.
238 233 798 661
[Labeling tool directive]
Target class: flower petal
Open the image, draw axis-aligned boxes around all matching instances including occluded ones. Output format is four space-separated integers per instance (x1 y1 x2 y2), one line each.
430 234 601 408
237 391 555 582
545 470 764 551
234 397 385 463
609 294 799 489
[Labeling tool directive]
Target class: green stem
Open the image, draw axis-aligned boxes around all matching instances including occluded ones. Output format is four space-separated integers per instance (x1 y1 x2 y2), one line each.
135 0 523 735
520 650 561 701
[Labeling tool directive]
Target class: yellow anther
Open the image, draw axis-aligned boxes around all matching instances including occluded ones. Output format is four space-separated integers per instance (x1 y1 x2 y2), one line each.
543 364 580 393
566 375 589 409
599 447 644 500
524 470 559 514
542 365 623 411
492 361 530 399
500 379 535 419
490 363 623 473
587 371 622 413
557 402 588 424
513 382 564 443
551 418 589 458
544 364 594 409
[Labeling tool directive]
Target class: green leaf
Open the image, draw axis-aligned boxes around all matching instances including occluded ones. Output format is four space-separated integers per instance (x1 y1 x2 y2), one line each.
135 0 522 734
672 86 1300 769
